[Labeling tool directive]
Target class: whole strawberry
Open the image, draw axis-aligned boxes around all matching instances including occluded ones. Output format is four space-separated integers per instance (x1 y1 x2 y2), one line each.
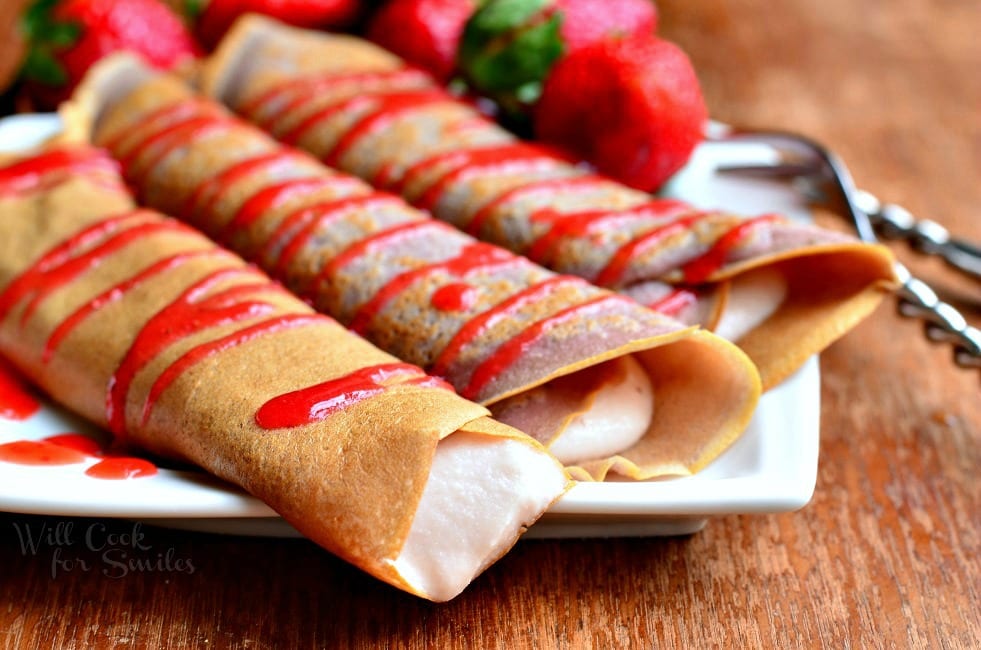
187 0 362 49
534 35 707 191
20 0 200 109
457 0 657 113
366 0 478 82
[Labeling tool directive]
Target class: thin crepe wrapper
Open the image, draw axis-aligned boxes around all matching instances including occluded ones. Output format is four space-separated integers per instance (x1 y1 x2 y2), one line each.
199 15 897 389
0 144 565 599
66 56 762 481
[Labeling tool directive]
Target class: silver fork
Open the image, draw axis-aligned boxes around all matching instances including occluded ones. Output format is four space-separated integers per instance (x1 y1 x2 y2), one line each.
706 125 981 371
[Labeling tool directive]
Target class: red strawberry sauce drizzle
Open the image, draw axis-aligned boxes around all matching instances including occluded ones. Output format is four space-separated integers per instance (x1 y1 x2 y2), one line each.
239 68 431 129
429 276 585 380
266 194 402 277
0 360 39 421
409 144 559 211
0 147 121 197
593 213 709 287
346 241 516 334
43 250 219 363
116 115 233 175
405 148 784 287
276 90 446 151
102 98 643 402
138 313 322 427
525 200 689 263
464 176 608 237
0 148 460 481
0 209 150 318
0 212 178 327
0 150 125 423
0 203 285 438
183 150 304 218
105 266 289 434
431 283 478 313
0 201 438 465
240 71 792 296
681 214 784 283
218 176 351 243
645 288 699 317
255 362 450 429
315 219 453 288
461 294 631 400
322 91 450 167
101 100 218 152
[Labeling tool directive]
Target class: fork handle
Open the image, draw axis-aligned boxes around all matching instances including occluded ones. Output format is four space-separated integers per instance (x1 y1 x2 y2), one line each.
891 263 981 370
854 190 981 281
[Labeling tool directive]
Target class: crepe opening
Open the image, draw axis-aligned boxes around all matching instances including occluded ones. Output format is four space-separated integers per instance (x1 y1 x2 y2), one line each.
392 429 569 601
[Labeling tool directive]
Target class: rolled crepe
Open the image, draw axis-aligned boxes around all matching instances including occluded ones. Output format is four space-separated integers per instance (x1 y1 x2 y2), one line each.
0 143 571 601
66 55 762 482
200 15 898 389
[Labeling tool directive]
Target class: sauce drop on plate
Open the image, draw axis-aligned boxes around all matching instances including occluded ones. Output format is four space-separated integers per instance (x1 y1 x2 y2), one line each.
44 433 104 456
0 440 88 465
85 457 158 480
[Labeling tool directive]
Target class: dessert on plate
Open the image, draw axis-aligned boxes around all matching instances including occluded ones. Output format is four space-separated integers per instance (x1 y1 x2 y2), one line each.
66 55 762 481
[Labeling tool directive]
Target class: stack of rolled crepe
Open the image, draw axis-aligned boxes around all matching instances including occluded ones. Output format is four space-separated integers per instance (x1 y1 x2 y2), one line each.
200 15 898 389
66 55 761 482
0 142 572 601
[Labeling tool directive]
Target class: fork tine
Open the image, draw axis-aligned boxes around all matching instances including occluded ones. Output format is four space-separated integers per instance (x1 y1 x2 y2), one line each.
707 126 831 160
715 162 820 178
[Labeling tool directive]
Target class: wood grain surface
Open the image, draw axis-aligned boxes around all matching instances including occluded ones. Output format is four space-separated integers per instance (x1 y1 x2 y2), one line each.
1 0 979 648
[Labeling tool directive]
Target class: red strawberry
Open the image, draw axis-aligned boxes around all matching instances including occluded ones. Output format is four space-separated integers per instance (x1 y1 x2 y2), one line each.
192 0 362 48
534 35 707 191
366 0 478 82
457 0 657 115
555 0 657 53
20 0 200 109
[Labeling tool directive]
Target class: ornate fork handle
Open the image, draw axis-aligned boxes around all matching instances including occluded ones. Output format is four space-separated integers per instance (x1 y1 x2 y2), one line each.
826 171 981 372
853 190 981 281
891 263 981 368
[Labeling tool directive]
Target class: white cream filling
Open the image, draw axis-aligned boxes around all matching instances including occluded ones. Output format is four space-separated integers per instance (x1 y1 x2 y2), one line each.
546 356 654 464
391 431 567 602
712 268 788 342
490 356 655 465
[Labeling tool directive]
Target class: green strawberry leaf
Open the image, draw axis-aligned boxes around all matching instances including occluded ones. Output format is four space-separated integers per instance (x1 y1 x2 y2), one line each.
18 0 81 87
183 0 207 20
466 0 549 37
44 21 81 47
464 16 562 93
20 0 62 39
458 0 564 108
21 47 68 86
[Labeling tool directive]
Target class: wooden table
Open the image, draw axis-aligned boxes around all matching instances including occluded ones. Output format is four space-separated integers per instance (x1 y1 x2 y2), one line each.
1 1 978 647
